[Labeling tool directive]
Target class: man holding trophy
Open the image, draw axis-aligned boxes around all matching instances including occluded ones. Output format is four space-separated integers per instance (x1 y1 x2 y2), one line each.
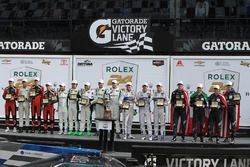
152 83 169 141
137 83 153 141
190 83 208 142
171 80 189 142
108 80 122 139
78 82 93 136
29 77 44 133
67 80 81 135
2 78 18 133
120 82 136 140
57 82 68 135
208 85 227 144
42 82 57 134
17 79 30 133
223 81 241 144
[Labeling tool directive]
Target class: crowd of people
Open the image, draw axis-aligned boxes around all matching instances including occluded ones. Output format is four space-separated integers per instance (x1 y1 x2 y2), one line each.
2 77 240 144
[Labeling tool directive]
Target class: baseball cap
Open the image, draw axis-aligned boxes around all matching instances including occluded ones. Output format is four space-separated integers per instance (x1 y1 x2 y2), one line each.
197 83 203 88
34 77 40 81
156 82 163 87
142 82 149 87
46 82 52 86
59 82 66 87
126 82 132 86
98 79 104 84
84 82 91 86
112 80 118 84
213 85 220 89
177 80 183 85
71 80 78 84
8 78 14 82
225 81 233 86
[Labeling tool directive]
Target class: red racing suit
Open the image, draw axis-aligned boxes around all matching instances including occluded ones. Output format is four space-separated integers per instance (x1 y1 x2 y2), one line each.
30 85 44 128
2 86 18 128
43 89 57 130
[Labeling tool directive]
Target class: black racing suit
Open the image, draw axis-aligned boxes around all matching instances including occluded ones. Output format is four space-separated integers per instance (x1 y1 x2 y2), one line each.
208 93 225 138
171 89 187 139
190 93 207 140
224 89 240 139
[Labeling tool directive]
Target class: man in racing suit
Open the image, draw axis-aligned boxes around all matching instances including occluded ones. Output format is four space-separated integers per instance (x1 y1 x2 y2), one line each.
223 81 240 144
17 79 30 133
67 80 81 135
43 82 57 134
119 82 136 140
190 83 208 142
208 85 227 144
57 82 68 135
136 83 153 141
78 82 94 136
171 80 189 142
30 77 44 133
2 78 18 133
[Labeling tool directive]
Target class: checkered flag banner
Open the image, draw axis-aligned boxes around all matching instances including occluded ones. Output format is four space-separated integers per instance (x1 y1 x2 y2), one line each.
105 33 153 53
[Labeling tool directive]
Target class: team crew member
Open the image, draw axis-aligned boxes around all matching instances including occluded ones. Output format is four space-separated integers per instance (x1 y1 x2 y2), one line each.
42 82 57 134
171 80 189 142
57 82 68 135
152 83 169 141
137 83 153 141
190 83 208 142
2 78 18 133
93 79 106 134
17 79 30 133
68 80 81 135
108 80 122 139
223 81 241 144
120 82 136 140
208 85 227 144
30 77 44 133
79 82 93 136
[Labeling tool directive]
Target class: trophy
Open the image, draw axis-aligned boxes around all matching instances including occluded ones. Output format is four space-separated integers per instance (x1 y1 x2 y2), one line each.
51 95 57 102
43 98 49 104
97 97 104 104
122 101 130 109
5 94 12 100
29 89 36 97
138 99 145 107
17 95 25 102
157 98 164 106
69 93 77 100
195 100 203 107
176 100 183 107
79 98 89 106
211 101 218 108
234 93 241 101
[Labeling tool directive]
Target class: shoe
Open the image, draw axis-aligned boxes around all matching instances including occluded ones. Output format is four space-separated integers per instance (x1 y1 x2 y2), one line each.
68 130 73 135
207 138 213 143
74 131 79 135
13 127 17 133
149 136 153 141
171 137 177 142
200 137 204 143
216 138 220 144
192 138 197 143
43 130 48 134
181 137 185 142
25 127 29 133
63 131 68 135
87 131 91 136
223 138 229 143
153 136 158 141
18 127 23 133
128 135 135 139
94 132 99 136
123 135 128 140
78 131 83 136
30 128 35 133
5 127 9 132
116 133 121 139
160 135 164 141
38 127 41 133
50 130 53 135
58 131 63 135
230 138 235 144
141 136 146 140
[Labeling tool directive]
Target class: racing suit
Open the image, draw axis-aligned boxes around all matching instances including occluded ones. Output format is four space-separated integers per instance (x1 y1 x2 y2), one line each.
17 86 30 130
58 89 68 133
68 88 80 132
93 87 106 131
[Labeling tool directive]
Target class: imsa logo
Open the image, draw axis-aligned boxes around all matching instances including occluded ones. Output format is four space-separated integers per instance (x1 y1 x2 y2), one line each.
89 18 153 53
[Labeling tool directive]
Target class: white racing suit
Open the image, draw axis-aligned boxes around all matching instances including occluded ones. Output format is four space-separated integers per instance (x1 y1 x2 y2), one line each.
18 86 30 129
136 91 152 137
120 90 135 137
79 89 93 132
68 88 80 132
58 89 68 133
153 91 169 136
107 87 122 134
93 87 106 131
